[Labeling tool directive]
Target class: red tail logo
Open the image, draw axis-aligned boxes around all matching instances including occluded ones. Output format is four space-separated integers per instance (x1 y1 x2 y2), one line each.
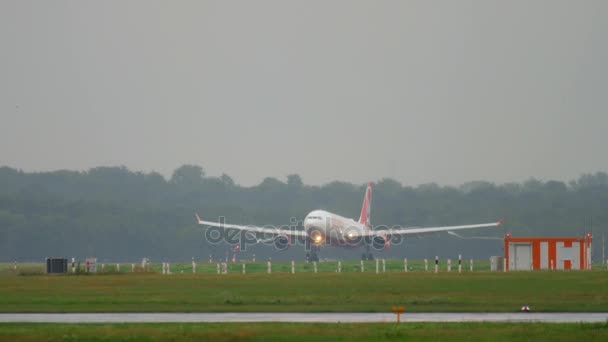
358 182 372 227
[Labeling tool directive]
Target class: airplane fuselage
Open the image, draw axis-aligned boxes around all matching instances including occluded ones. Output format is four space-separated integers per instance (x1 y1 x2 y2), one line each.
303 210 369 247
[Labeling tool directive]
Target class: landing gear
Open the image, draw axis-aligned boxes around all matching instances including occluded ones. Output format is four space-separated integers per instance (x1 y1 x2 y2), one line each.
310 245 320 262
305 241 320 262
361 252 374 261
361 245 374 261
306 251 320 262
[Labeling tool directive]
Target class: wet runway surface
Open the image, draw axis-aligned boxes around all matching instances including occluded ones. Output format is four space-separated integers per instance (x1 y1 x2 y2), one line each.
1 313 607 323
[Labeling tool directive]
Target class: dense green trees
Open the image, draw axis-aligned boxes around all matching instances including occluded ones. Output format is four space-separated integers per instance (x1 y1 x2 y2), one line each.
0 166 606 262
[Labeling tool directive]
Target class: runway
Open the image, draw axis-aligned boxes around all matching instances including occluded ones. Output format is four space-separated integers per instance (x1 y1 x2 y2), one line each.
1 313 607 323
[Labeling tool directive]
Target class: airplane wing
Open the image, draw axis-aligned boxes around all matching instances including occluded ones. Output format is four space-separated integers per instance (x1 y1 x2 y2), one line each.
367 219 504 237
195 213 309 238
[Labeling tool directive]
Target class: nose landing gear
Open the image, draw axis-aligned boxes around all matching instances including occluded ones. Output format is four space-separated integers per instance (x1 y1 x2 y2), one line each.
306 243 320 262
305 252 319 263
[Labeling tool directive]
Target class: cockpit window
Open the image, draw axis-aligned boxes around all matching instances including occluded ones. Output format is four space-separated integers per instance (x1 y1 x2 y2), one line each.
307 216 322 220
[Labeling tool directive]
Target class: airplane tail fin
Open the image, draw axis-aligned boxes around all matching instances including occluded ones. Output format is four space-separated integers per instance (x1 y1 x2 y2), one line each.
358 182 372 227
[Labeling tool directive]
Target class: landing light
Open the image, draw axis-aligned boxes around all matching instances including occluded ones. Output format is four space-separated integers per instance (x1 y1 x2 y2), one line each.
348 233 354 238
314 235 322 242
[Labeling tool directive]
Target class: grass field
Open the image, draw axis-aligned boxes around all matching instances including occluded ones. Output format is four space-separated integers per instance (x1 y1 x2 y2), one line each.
0 263 606 312
1 322 607 341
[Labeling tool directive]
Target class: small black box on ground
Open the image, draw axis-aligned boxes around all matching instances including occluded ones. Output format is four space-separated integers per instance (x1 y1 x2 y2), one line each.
46 258 68 274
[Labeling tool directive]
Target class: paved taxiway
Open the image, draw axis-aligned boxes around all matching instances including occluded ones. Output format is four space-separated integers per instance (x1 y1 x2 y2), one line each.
1 313 607 323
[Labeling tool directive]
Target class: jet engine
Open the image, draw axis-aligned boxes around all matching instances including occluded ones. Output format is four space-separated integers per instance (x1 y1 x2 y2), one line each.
372 235 390 250
274 235 290 250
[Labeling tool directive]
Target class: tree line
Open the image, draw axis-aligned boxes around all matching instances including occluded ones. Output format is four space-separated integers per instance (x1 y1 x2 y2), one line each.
0 165 606 262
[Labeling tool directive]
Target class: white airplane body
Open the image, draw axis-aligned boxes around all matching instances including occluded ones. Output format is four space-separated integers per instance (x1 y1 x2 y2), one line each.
196 182 503 261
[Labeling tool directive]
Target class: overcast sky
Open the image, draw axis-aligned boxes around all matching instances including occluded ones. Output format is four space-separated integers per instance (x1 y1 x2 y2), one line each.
1 1 607 186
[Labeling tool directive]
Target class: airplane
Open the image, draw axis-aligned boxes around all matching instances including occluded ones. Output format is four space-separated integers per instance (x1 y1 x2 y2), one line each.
195 182 504 262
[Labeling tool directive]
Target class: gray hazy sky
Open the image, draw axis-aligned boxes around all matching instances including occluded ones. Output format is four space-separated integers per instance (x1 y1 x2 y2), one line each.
1 1 607 186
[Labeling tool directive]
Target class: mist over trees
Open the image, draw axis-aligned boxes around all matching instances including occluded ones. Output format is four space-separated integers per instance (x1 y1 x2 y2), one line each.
0 165 607 262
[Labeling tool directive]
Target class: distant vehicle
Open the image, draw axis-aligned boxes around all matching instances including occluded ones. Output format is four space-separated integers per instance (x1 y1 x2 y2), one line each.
196 183 503 262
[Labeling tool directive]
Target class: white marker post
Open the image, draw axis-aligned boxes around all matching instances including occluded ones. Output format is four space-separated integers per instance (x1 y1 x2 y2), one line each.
131 263 135 272
404 258 408 272
337 261 342 273
458 255 462 273
116 263 120 272
470 259 474 272
447 259 451 272
435 256 439 273
252 254 256 262
375 259 379 274
242 263 246 274
216 263 220 274
102 264 105 272
313 261 318 273
503 258 507 272
192 258 196 274
209 255 212 263
424 258 428 272
13 261 17 271
291 261 295 274
223 262 228 274
361 260 364 272
267 261 272 274
382 259 386 273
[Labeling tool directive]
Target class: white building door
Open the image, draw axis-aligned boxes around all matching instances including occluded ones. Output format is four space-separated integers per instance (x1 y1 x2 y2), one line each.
513 243 532 271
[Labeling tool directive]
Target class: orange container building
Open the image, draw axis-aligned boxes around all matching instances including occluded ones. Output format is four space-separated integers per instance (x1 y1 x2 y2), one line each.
504 234 592 271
